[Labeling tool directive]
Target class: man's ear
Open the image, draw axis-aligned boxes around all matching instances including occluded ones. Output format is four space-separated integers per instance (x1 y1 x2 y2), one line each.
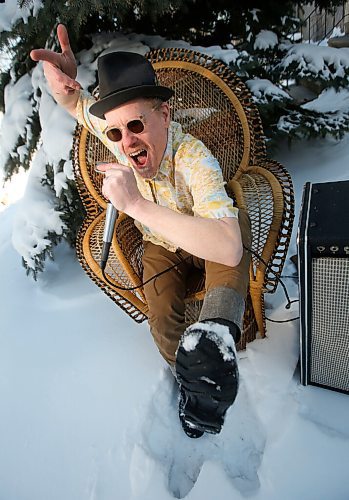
161 101 171 128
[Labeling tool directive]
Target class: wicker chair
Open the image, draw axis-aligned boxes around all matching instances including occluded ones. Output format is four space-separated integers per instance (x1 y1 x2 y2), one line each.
73 48 294 351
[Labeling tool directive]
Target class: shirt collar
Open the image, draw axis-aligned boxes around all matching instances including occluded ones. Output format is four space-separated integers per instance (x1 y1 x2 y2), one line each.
157 121 183 177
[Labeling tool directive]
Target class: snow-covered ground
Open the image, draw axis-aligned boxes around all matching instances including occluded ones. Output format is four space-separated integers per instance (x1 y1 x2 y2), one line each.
1 132 349 499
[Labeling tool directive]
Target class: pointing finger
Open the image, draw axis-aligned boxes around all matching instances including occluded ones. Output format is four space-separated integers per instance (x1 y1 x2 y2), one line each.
95 162 113 173
95 162 126 172
57 24 72 53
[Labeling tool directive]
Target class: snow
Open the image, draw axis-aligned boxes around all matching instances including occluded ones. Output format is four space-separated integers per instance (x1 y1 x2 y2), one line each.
254 30 278 51
129 33 241 66
183 321 236 362
302 87 349 113
277 107 349 136
181 328 201 352
1 132 349 499
1 51 76 267
280 43 349 81
1 27 349 500
0 166 28 210
0 0 43 32
246 78 291 104
199 377 216 385
11 147 65 269
318 26 345 47
250 9 260 23
0 73 34 174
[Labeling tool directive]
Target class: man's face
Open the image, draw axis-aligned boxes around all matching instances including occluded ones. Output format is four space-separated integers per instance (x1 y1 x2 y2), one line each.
104 98 170 179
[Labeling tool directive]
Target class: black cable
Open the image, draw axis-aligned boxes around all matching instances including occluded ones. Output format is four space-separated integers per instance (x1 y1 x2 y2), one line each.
101 253 191 291
243 244 298 308
266 315 299 323
101 243 300 323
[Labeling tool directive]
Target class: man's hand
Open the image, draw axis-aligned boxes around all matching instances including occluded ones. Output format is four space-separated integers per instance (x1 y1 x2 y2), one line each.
30 24 81 96
98 163 144 215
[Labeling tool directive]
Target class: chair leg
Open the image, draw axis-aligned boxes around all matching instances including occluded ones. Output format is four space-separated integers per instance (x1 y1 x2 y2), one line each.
250 285 266 337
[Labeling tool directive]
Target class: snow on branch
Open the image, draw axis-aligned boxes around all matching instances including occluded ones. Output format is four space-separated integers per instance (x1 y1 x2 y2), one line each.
0 0 43 32
12 147 65 275
0 74 34 177
277 108 349 139
254 30 278 51
280 44 349 83
301 87 349 113
246 78 291 104
277 87 349 139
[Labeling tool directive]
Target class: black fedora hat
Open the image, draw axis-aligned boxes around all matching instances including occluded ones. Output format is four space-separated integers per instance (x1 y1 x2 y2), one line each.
89 51 174 119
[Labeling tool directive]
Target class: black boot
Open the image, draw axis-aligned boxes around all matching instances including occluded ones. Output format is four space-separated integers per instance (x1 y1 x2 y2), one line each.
176 319 239 437
178 388 205 439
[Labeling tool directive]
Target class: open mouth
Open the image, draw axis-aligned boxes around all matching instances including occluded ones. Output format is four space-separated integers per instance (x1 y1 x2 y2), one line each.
129 148 148 168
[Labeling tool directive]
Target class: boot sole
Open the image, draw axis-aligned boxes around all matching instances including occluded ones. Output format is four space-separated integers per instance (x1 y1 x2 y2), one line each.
176 331 239 434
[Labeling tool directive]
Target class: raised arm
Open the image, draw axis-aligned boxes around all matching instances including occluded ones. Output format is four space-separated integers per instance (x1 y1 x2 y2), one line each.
30 24 81 118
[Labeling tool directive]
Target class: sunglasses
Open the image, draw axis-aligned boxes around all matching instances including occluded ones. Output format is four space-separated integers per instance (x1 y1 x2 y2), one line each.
103 103 161 142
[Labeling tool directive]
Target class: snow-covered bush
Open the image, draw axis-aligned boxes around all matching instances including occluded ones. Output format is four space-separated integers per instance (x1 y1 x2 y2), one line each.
1 1 349 277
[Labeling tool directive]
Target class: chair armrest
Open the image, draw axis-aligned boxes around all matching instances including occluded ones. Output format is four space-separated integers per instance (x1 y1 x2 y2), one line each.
227 162 294 294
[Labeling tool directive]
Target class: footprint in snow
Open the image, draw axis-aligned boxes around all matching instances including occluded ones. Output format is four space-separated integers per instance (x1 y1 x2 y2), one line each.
130 366 266 498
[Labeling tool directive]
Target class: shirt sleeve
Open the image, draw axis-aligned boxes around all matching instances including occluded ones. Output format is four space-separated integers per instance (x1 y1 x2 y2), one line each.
187 141 239 219
75 90 106 139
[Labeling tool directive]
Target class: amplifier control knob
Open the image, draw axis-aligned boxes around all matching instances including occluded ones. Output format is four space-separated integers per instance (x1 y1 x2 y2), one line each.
330 246 339 253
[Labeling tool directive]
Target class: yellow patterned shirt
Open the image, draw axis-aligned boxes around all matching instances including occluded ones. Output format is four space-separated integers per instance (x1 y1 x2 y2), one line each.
76 91 239 252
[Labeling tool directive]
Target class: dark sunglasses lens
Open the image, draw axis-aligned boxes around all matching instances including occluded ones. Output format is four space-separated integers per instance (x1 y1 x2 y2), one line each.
106 119 145 141
128 119 145 134
106 128 122 142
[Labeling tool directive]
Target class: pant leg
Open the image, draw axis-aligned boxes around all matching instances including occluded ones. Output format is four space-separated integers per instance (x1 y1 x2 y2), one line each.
142 209 251 364
199 209 252 334
142 241 192 365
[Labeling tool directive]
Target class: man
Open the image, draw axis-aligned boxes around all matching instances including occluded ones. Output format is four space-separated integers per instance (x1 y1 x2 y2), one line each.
31 24 251 438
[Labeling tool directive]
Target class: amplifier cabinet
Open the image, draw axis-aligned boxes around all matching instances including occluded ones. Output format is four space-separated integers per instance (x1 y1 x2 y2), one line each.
298 180 349 393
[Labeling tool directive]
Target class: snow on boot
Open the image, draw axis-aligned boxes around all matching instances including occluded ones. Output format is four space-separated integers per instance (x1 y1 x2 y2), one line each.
176 319 239 436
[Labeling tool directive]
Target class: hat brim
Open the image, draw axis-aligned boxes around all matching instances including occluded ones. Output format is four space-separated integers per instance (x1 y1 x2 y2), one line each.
89 85 174 119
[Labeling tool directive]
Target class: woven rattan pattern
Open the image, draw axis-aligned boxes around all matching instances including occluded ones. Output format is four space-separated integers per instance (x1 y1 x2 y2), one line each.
155 67 245 180
261 160 294 293
238 173 274 277
148 48 267 169
90 219 143 300
75 216 147 322
114 215 144 283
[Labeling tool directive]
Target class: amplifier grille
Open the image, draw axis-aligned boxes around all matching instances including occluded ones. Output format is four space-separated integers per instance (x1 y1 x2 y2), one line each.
311 257 349 391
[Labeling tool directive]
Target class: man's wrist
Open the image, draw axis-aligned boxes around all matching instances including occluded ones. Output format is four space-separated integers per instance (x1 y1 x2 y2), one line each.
52 88 80 117
127 196 149 221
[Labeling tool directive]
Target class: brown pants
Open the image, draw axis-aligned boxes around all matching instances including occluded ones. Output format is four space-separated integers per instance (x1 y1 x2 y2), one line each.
142 209 252 365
